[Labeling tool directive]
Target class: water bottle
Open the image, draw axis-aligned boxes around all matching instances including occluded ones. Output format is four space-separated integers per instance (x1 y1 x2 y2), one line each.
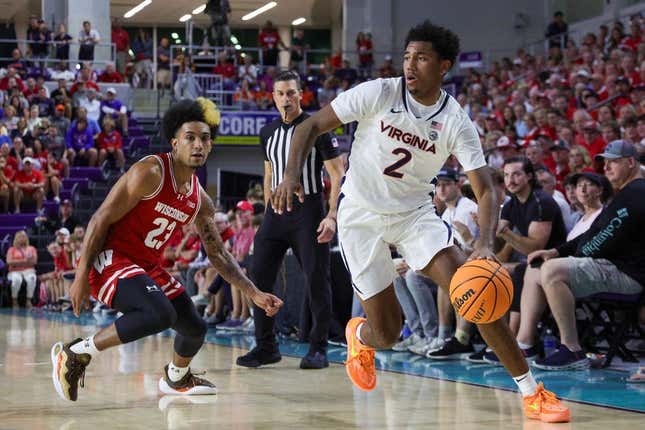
543 329 557 357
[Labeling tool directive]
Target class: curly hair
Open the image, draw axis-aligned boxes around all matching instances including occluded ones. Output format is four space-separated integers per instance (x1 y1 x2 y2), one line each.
162 97 221 141
404 21 460 69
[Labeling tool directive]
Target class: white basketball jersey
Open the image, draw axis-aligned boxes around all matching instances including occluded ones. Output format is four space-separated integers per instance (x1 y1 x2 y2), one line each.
331 77 486 214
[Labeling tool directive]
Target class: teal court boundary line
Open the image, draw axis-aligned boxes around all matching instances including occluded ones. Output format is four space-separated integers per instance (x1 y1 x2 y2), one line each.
3 308 643 413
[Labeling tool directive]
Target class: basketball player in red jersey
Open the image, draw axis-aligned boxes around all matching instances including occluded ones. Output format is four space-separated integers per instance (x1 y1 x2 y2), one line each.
51 98 283 402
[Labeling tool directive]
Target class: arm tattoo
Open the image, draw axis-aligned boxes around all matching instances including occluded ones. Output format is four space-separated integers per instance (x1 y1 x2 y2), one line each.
196 212 256 296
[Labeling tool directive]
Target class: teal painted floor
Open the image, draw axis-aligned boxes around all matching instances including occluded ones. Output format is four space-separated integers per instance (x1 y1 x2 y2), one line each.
4 308 644 413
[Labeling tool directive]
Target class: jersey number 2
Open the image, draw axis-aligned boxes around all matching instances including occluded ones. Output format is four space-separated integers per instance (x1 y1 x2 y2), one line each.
383 148 412 179
144 217 177 250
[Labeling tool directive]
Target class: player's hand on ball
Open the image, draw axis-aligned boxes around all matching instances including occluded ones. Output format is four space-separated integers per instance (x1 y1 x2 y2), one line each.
272 175 304 214
252 291 283 317
467 244 497 262
70 277 91 317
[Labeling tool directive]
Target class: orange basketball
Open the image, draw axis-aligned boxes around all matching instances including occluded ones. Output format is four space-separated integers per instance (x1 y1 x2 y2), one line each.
449 259 513 324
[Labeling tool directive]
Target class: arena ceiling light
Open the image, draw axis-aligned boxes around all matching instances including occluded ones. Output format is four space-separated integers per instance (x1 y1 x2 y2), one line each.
192 4 207 14
179 14 192 22
242 1 277 21
291 17 306 25
171 32 179 39
124 0 152 19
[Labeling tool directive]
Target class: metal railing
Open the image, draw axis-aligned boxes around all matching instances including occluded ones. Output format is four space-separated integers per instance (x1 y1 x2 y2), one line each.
0 38 116 69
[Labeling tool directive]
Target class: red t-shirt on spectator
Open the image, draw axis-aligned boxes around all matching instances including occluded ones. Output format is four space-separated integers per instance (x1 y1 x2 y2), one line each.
2 164 15 181
5 156 19 171
34 150 48 169
159 229 184 268
357 39 373 65
69 80 100 95
54 250 73 272
212 63 236 79
111 27 130 52
98 71 125 83
98 129 123 150
14 168 45 194
47 159 64 177
577 136 606 158
0 76 26 93
175 235 202 266
258 30 282 50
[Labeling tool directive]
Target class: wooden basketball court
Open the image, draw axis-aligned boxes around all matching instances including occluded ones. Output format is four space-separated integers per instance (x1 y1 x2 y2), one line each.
1 310 643 429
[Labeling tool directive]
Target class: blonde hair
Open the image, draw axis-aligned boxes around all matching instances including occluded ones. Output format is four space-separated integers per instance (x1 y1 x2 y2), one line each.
12 230 29 247
569 145 592 172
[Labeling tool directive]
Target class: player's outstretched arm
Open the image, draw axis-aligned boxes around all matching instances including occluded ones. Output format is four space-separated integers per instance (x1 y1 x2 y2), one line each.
272 105 343 214
465 166 499 261
195 188 283 316
70 158 161 316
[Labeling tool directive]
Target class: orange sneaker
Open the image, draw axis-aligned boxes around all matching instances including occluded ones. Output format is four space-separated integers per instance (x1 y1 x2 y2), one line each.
344 317 376 391
523 383 570 423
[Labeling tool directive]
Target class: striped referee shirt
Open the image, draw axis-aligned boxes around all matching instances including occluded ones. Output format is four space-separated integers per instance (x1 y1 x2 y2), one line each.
260 112 340 195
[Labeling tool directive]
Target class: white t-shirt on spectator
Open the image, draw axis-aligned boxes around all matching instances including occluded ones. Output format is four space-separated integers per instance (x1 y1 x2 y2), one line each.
566 206 602 241
330 77 486 214
441 196 479 246
81 99 101 122
79 29 100 44
238 64 258 84
50 69 76 82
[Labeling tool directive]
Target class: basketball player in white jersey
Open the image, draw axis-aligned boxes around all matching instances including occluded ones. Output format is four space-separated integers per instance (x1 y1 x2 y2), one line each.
273 21 570 423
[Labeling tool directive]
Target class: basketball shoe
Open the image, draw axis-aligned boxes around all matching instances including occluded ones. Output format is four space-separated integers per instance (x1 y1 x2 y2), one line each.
158 365 217 395
345 317 376 391
523 382 570 423
51 338 92 401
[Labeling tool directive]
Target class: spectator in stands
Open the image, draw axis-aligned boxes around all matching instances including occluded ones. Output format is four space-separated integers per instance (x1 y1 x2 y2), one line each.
71 81 88 108
535 166 575 232
517 141 643 371
156 37 171 89
50 62 75 82
335 60 358 86
300 81 316 110
317 76 337 108
238 55 258 86
65 118 97 167
98 62 124 84
0 143 18 171
78 20 100 61
378 55 398 78
132 29 153 88
32 86 55 118
3 107 20 132
8 49 28 78
80 88 101 123
100 87 128 135
97 117 124 172
0 155 13 212
212 50 236 90
205 0 231 47
11 135 27 160
40 241 73 310
290 29 307 74
257 66 276 92
550 139 571 188
111 18 130 75
53 23 72 62
74 106 100 137
568 145 593 174
6 230 38 308
36 198 79 233
12 156 45 213
0 68 26 93
43 151 64 203
259 21 285 67
233 79 257 111
70 64 100 95
50 79 71 109
44 120 67 159
490 157 567 340
169 224 202 280
254 80 272 110
356 32 373 79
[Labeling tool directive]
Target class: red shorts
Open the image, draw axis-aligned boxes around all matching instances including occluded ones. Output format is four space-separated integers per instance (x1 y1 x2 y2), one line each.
88 249 184 307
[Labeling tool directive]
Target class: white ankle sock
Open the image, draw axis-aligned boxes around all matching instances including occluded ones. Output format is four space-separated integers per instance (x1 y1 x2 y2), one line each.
518 341 533 350
513 370 538 396
70 335 100 358
168 362 190 382
355 322 366 345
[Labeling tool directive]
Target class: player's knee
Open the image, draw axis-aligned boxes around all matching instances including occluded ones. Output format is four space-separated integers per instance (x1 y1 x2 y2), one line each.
156 305 178 330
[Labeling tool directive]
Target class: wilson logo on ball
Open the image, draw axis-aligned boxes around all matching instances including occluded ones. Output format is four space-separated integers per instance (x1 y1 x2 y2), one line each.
453 288 476 310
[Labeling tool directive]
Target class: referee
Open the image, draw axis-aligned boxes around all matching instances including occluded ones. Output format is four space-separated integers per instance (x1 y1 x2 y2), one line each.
236 71 345 369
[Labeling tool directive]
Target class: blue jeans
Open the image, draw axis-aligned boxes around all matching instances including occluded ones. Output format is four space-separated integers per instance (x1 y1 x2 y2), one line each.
394 270 438 337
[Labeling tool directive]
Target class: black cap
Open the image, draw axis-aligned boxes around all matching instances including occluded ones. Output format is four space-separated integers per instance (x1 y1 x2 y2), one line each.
437 168 459 182
571 172 613 202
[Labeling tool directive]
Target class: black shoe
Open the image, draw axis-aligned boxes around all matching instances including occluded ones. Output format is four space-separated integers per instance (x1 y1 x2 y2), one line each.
236 347 281 368
467 347 487 364
299 351 329 369
426 337 474 360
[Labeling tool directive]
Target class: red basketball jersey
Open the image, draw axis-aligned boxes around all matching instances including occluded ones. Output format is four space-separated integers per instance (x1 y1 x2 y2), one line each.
104 153 202 267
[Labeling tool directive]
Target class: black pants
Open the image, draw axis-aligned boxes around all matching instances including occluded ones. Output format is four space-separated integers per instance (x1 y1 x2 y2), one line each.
112 275 206 357
251 194 331 352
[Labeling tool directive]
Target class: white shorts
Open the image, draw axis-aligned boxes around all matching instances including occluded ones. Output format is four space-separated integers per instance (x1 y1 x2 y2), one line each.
337 196 454 301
